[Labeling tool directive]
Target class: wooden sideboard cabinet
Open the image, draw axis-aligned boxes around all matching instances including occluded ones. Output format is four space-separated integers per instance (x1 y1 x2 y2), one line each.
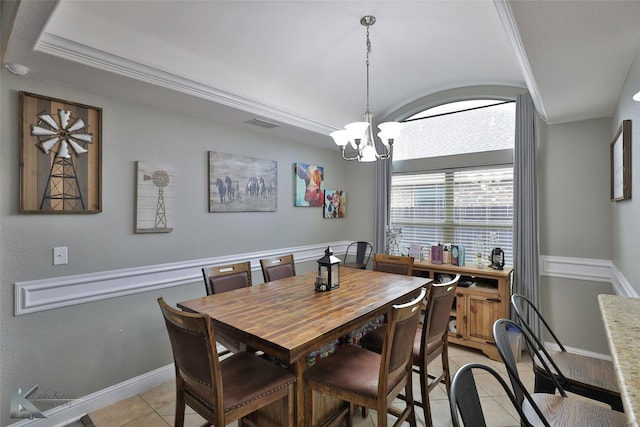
413 260 513 360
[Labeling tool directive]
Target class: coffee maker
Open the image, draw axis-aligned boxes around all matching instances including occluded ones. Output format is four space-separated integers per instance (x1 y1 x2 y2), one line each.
491 247 505 270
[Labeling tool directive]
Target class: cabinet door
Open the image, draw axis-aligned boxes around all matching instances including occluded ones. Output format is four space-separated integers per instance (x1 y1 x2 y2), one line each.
464 294 501 344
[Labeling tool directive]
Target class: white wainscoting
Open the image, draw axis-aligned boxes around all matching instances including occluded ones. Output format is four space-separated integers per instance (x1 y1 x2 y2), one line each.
539 255 637 297
15 241 350 316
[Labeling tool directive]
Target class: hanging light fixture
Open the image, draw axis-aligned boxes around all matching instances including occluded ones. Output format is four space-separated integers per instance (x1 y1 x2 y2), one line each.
330 15 402 162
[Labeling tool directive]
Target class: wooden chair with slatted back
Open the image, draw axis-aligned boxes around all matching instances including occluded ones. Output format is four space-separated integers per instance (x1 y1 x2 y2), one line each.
372 253 414 276
260 254 296 282
201 261 253 354
304 288 426 427
157 297 296 427
511 293 622 410
493 318 626 427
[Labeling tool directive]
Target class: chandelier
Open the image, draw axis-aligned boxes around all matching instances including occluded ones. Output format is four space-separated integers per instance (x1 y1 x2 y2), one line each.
330 15 402 162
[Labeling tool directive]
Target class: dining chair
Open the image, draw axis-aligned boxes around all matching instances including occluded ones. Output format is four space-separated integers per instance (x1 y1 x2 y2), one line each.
493 318 626 427
372 253 414 276
343 241 373 269
450 363 531 427
201 261 253 354
360 274 460 426
260 254 296 282
202 261 252 295
511 293 622 410
304 288 426 427
157 297 296 427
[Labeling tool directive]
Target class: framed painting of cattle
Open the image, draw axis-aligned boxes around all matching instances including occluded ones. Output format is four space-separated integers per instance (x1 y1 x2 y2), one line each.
323 189 346 218
295 162 324 207
208 151 277 212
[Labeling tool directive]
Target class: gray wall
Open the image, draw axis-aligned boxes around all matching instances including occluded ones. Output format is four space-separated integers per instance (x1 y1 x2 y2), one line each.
613 48 640 292
0 73 375 425
538 117 616 354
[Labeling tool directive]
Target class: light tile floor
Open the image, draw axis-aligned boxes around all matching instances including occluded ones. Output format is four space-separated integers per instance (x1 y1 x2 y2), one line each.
86 344 536 427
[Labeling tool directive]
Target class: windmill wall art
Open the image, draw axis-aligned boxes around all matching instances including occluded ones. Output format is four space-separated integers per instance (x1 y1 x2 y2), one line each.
20 92 102 213
136 162 174 233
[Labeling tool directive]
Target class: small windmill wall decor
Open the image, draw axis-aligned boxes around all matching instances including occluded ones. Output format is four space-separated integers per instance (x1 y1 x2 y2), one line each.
20 92 102 213
136 162 174 233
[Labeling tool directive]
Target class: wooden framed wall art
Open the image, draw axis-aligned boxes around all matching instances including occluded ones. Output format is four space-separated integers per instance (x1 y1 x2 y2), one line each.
611 119 631 202
20 92 102 213
208 151 277 212
136 161 174 233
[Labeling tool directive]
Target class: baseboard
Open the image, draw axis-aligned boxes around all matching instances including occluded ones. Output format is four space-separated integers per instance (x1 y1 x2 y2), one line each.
7 364 174 427
545 341 611 361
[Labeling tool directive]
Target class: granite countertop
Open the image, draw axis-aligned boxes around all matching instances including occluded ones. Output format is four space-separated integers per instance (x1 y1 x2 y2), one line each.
598 294 640 427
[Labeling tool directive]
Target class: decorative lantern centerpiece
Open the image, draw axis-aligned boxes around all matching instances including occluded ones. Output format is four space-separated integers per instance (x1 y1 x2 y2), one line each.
315 246 340 292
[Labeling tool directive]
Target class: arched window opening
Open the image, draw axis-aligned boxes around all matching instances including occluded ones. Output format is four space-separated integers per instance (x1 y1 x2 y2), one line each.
390 99 515 265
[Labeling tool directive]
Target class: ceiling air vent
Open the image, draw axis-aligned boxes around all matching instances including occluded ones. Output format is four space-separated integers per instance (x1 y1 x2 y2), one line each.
244 118 279 129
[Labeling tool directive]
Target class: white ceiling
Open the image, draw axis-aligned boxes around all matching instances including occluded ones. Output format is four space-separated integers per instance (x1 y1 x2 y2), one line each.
3 0 640 150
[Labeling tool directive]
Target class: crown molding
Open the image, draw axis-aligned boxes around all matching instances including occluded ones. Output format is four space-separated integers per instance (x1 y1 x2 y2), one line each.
34 33 334 136
494 0 548 122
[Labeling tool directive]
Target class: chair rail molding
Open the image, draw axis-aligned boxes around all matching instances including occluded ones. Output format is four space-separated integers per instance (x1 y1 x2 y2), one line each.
539 255 638 298
15 241 351 316
540 255 612 283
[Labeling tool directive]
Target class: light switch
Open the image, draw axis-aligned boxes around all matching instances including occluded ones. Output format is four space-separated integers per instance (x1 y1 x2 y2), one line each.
53 247 68 265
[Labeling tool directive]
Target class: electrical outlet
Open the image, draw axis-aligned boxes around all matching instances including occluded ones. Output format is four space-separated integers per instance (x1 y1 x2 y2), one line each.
53 247 68 265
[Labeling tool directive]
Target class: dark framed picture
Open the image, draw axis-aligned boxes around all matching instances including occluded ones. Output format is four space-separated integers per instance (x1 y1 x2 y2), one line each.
20 92 102 213
610 119 632 202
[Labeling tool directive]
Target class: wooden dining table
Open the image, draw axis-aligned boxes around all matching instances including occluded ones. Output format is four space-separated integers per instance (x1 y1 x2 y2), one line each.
178 266 431 426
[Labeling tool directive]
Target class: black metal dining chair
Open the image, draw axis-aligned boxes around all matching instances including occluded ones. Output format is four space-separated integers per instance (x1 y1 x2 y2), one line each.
511 293 622 410
343 241 373 269
493 318 626 427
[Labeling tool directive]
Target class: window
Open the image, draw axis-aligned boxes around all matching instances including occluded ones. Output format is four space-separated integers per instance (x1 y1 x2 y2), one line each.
390 100 514 265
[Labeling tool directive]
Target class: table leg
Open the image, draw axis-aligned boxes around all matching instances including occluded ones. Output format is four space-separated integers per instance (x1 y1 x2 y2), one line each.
291 358 307 426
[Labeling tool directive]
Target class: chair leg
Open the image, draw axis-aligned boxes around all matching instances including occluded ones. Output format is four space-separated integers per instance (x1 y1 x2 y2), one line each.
376 403 388 427
305 383 314 427
442 344 452 395
419 365 432 427
405 381 417 427
174 390 185 427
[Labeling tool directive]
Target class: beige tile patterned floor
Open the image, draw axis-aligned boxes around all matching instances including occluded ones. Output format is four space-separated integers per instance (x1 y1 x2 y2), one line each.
87 344 535 426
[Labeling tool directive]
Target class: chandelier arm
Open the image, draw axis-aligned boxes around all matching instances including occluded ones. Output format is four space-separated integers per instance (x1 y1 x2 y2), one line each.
340 146 363 161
